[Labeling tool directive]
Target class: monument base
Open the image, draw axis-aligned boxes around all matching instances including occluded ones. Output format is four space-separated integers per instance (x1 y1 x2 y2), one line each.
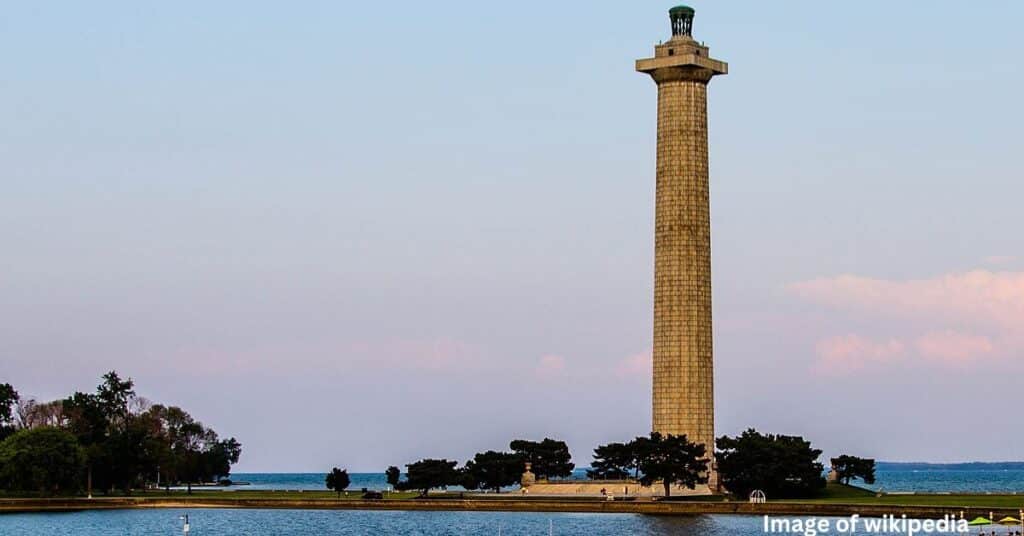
516 480 714 498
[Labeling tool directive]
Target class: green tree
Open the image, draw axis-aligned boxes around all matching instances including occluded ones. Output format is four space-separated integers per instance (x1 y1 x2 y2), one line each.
830 455 876 485
150 405 211 494
395 459 461 496
62 372 142 495
4 372 241 495
98 415 160 493
0 383 19 442
634 432 708 497
203 437 242 483
325 467 351 498
61 391 108 495
462 451 522 493
587 442 635 480
141 404 241 493
715 428 826 499
95 371 134 426
509 438 574 479
385 466 402 489
0 427 85 494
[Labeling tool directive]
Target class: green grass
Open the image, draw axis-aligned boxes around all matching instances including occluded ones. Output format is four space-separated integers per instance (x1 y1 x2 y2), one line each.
7 483 1024 510
27 489 425 501
777 483 1024 509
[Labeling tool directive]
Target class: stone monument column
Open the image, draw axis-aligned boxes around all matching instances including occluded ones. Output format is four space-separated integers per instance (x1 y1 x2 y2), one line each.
636 5 727 490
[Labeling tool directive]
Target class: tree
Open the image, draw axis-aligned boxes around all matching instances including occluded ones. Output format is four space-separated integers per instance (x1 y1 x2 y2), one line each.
0 427 84 494
385 466 401 489
0 383 18 442
325 467 351 498
0 372 241 495
95 371 135 427
462 451 522 493
16 398 67 430
634 432 708 497
61 373 143 495
715 428 826 499
587 442 635 480
831 455 876 485
509 438 575 479
61 391 108 495
98 414 162 493
395 459 461 497
204 437 242 483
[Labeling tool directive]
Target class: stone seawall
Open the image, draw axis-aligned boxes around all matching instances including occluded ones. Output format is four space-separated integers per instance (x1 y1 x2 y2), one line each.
0 497 1016 520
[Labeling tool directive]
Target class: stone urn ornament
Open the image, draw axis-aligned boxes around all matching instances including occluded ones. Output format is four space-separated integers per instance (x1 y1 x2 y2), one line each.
520 461 536 488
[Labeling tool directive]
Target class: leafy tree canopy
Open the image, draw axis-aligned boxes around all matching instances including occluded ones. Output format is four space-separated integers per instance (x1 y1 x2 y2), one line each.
587 442 635 480
715 428 826 499
0 383 18 442
385 466 402 488
395 459 461 496
635 432 708 497
831 455 876 485
588 434 708 497
1 371 242 496
0 427 84 494
509 438 574 479
96 371 135 425
462 450 522 492
325 467 351 497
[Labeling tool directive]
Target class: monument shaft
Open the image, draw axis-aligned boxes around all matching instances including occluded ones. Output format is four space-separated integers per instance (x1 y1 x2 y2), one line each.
653 77 712 448
637 6 727 459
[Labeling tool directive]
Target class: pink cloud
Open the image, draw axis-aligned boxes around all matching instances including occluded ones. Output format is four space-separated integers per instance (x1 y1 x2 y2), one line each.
535 354 567 380
814 335 906 375
913 331 995 363
615 350 652 377
789 270 1024 330
791 270 1024 374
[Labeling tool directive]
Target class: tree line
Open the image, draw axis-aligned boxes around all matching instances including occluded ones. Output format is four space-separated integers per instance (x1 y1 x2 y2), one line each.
590 428 875 498
0 372 241 495
326 438 576 496
327 431 875 499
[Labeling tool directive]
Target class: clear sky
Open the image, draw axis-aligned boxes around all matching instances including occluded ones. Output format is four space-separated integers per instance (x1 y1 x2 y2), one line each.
2 1 1022 471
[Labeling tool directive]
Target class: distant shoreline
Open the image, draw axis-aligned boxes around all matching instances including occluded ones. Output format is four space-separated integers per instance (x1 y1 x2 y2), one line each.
875 462 1024 471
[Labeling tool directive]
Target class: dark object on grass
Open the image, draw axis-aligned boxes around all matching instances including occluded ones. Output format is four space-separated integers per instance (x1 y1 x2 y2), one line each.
362 490 383 500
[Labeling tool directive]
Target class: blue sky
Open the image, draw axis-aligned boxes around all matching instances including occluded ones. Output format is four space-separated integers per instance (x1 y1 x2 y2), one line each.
2 1 1022 471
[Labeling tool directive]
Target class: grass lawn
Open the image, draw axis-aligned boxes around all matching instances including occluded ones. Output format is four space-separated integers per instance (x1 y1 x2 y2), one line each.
84 489 424 501
779 483 1024 509
7 483 1024 510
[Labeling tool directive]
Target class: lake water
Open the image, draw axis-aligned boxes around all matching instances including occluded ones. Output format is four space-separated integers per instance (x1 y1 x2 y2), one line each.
225 467 1024 493
0 510 952 535
3 467 1021 534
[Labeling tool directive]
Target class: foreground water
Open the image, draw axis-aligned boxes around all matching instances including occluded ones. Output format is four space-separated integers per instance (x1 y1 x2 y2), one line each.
5 467 1020 534
0 510 923 536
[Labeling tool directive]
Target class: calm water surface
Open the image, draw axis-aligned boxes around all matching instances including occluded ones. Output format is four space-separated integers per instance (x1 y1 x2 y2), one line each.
228 469 1024 493
0 510 895 535
6 468 1019 534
